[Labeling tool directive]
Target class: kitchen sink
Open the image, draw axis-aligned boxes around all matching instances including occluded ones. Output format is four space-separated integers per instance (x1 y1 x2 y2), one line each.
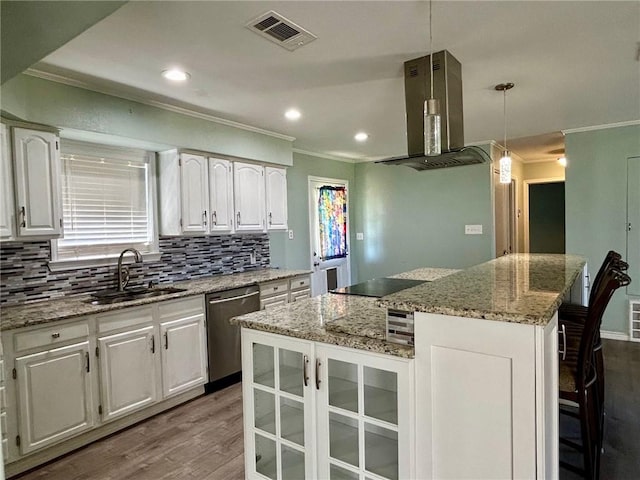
86 286 188 305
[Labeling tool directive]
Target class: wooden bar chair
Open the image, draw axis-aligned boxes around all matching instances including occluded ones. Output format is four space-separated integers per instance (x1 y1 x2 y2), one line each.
558 269 631 480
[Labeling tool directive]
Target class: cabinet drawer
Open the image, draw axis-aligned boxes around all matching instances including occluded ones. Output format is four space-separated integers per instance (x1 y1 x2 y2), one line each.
0 388 5 411
97 305 154 334
14 321 89 352
260 293 289 310
289 275 311 291
0 360 4 385
290 289 311 302
260 280 289 298
158 295 204 322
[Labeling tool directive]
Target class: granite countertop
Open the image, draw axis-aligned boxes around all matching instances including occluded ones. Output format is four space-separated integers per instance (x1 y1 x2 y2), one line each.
231 266 461 359
0 268 310 331
380 254 586 326
231 294 414 359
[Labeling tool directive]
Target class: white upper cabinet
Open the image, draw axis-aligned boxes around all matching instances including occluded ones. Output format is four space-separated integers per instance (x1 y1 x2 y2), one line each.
12 128 62 238
234 162 265 232
179 153 209 234
265 166 288 231
208 157 234 233
0 124 14 240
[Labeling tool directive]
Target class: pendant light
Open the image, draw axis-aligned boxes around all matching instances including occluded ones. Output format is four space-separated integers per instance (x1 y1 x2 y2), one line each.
424 0 441 156
495 82 514 184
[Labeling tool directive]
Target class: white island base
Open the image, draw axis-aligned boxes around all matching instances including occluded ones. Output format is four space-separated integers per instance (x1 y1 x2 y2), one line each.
414 311 559 479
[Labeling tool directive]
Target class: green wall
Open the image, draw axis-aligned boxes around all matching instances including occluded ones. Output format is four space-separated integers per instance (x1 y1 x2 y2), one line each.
1 74 293 165
565 124 640 333
350 155 495 281
269 152 356 272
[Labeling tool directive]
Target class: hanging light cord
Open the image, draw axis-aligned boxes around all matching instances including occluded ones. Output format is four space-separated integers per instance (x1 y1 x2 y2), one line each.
429 0 434 100
503 88 507 150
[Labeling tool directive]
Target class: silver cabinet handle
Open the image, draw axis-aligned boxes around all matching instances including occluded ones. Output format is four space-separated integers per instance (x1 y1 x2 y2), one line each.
203 210 207 227
164 332 169 350
151 335 155 353
19 206 26 227
315 358 321 390
303 355 309 387
268 212 273 225
559 324 567 361
212 211 217 225
237 211 241 226
51 332 60 339
85 352 90 373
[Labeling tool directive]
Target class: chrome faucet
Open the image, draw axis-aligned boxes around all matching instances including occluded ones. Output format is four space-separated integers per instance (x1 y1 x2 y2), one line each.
117 248 143 291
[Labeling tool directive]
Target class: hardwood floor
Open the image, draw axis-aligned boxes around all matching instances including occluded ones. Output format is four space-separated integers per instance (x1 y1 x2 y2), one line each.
14 384 245 480
12 339 640 480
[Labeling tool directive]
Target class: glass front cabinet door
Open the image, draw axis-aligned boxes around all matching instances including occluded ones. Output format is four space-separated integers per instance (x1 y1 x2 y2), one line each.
315 344 414 480
242 330 315 480
242 329 414 480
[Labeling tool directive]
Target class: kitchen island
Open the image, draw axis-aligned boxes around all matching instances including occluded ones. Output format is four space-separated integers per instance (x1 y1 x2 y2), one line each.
233 254 586 480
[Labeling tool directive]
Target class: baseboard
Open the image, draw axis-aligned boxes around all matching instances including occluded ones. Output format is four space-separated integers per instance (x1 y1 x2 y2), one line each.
600 330 630 341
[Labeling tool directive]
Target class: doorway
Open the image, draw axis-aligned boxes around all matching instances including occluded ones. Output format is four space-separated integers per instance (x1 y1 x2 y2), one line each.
524 178 565 253
494 170 517 257
308 176 351 296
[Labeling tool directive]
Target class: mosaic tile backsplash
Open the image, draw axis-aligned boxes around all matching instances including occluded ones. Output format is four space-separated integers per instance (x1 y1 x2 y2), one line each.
0 234 270 306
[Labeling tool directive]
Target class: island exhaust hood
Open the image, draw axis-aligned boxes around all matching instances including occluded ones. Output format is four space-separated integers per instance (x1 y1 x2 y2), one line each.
377 50 489 171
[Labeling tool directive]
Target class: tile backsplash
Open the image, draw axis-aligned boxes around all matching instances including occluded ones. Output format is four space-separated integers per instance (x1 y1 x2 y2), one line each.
0 234 270 306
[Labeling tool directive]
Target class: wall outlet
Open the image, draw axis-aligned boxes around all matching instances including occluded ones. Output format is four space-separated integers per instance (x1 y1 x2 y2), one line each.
250 251 256 264
288 229 294 240
465 224 483 235
356 232 364 240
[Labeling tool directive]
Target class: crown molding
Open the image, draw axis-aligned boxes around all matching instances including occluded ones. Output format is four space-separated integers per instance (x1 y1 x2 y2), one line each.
562 119 640 134
25 68 296 142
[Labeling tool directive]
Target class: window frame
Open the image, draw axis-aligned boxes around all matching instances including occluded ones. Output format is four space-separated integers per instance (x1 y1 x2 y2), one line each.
49 140 160 271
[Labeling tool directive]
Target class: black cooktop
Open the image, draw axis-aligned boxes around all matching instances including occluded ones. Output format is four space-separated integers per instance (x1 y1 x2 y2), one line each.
330 277 426 298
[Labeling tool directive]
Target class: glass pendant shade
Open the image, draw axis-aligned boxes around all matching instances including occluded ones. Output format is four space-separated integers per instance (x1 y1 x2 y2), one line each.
424 98 441 156
499 151 512 184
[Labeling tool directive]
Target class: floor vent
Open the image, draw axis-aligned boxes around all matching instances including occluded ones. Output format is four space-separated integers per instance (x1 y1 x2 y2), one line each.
246 11 317 51
630 300 640 342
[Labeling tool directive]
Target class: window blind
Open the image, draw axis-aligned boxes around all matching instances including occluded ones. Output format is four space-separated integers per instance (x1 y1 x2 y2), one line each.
56 142 154 260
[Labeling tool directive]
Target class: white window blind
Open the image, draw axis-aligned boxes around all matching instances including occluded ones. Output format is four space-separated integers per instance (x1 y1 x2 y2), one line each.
55 140 156 261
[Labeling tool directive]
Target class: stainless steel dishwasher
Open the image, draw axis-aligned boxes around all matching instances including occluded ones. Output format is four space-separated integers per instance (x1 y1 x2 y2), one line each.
205 285 260 390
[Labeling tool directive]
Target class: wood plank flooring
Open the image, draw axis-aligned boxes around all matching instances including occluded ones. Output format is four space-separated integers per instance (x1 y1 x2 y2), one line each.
14 384 245 480
12 339 640 480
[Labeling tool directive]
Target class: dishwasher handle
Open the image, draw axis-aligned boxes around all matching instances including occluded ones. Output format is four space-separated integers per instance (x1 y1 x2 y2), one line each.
208 290 260 305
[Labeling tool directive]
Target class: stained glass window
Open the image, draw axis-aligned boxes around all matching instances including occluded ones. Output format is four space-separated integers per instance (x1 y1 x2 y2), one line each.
318 186 347 260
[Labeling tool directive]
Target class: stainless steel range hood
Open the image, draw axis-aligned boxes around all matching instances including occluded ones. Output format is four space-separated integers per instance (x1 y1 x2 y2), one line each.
377 50 489 171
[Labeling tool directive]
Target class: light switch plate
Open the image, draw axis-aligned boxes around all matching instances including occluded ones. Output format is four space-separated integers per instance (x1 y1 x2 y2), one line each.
465 224 483 235
288 229 294 240
356 232 364 240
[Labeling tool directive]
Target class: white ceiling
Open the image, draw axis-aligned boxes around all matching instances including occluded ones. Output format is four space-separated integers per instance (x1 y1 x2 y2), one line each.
32 1 640 163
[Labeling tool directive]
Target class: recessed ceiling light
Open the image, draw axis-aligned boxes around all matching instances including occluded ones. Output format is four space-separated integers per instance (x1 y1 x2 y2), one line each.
558 156 567 167
354 132 369 142
161 69 190 82
285 109 301 121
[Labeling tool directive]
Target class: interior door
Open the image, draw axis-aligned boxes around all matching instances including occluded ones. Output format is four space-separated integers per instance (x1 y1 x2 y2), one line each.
308 177 351 296
494 169 516 257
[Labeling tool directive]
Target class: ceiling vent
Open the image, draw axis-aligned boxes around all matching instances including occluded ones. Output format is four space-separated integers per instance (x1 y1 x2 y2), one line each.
246 11 317 51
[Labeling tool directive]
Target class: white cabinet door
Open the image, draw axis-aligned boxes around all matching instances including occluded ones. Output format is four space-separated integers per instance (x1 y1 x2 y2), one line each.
160 314 207 398
15 342 94 454
234 162 265 232
98 326 158 422
179 153 209 234
242 329 316 480
315 343 414 480
265 167 288 231
12 128 62 237
208 157 234 233
0 124 14 240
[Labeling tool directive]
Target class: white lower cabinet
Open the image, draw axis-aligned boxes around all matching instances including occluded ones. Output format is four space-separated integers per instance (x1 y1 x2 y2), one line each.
242 329 414 480
160 314 207 398
98 326 158 422
15 341 94 454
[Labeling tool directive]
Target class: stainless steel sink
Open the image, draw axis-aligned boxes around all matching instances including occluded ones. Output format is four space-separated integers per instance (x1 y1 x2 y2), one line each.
86 286 188 305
